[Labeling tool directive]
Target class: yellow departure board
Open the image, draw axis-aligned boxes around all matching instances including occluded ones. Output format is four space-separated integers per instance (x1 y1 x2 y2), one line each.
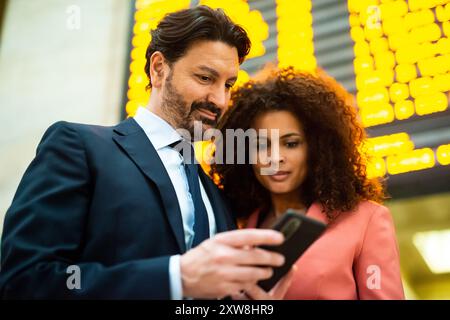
125 0 450 182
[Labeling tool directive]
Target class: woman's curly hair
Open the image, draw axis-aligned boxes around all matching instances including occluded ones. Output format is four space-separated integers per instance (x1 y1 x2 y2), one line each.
210 67 386 221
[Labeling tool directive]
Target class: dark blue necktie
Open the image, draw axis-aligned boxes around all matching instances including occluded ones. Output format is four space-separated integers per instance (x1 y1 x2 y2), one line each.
170 140 210 247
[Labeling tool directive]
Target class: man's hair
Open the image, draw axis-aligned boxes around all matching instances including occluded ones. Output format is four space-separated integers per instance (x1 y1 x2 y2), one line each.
144 5 251 89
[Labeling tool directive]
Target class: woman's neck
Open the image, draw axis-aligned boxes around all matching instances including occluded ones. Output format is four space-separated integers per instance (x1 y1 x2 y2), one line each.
270 191 306 218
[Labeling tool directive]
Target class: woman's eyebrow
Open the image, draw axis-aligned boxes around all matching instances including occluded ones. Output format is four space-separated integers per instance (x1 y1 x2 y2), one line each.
255 132 303 142
280 133 302 139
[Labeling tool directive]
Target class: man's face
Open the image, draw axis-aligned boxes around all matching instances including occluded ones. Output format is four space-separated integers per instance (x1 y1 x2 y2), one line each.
160 40 239 139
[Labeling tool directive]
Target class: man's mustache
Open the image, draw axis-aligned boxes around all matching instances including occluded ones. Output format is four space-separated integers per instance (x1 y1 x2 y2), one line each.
191 101 222 125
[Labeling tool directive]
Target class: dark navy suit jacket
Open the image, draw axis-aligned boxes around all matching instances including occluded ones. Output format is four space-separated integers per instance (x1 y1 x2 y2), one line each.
0 118 236 299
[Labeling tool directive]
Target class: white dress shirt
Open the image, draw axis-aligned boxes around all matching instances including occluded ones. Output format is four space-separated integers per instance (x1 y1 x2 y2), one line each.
133 107 216 299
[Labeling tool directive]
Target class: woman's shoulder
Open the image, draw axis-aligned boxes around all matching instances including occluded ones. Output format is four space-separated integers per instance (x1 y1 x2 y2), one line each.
325 200 394 230
353 200 392 221
331 201 396 243
308 200 391 223
243 201 393 228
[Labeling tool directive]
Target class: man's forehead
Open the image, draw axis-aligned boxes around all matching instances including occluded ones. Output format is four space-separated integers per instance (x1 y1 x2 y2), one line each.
178 41 240 76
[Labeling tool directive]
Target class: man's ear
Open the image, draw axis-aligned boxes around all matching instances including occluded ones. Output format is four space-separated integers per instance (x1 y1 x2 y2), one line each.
149 51 167 89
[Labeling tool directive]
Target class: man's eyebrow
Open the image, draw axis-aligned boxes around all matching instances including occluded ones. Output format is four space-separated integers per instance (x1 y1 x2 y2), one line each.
197 65 237 82
197 65 220 78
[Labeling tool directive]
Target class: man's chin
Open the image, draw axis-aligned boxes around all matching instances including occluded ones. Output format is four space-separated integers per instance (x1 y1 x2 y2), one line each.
195 117 217 128
202 122 216 130
182 121 211 141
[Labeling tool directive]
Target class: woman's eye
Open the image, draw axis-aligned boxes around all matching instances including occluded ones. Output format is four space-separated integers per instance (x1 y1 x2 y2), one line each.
286 141 299 148
257 141 269 150
258 144 268 150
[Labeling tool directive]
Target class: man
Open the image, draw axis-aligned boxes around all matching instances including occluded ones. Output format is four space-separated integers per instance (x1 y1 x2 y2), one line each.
0 6 292 299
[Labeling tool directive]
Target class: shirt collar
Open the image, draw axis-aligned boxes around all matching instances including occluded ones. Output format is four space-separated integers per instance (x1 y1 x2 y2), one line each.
133 107 182 150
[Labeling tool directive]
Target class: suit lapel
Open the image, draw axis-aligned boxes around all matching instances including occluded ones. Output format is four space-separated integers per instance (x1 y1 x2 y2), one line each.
112 118 186 253
199 169 236 233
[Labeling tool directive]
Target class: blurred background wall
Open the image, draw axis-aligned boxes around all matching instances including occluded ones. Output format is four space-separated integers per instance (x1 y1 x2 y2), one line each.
0 0 131 232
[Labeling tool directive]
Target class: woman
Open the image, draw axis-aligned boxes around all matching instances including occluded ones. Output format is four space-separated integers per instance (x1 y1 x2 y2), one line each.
211 67 405 300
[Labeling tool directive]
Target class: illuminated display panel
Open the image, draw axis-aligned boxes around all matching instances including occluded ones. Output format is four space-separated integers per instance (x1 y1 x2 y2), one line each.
276 0 317 72
349 0 450 181
125 0 450 193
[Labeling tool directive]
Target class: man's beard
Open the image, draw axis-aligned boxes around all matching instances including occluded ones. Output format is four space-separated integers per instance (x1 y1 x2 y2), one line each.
161 73 222 140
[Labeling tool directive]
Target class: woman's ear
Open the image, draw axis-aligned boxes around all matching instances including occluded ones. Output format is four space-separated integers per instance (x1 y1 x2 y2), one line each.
149 51 167 89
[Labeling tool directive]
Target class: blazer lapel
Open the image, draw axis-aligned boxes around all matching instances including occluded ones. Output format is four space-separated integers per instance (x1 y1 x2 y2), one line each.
112 118 186 253
199 170 236 233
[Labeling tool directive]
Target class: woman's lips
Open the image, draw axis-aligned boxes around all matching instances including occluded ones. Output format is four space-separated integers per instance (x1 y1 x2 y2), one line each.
268 171 290 182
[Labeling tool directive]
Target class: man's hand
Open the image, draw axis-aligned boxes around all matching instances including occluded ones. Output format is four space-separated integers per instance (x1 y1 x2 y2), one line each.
180 229 285 299
232 266 296 300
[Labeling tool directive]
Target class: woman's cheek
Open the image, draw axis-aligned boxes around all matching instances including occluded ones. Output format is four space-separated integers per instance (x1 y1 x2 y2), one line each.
260 174 276 192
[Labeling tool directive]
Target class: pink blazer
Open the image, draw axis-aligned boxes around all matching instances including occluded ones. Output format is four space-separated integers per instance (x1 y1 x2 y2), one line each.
246 201 405 300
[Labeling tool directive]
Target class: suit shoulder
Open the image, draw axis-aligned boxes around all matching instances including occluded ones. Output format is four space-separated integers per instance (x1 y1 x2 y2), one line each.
43 120 117 141
53 120 116 133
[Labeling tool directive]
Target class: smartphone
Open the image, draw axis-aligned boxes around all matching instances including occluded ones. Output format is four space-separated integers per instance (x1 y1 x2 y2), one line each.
257 209 327 291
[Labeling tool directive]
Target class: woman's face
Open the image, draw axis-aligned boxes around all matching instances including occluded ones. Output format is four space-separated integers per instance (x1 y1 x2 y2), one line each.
251 110 308 195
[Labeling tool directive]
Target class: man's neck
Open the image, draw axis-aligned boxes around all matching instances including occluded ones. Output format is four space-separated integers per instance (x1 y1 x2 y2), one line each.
146 101 177 130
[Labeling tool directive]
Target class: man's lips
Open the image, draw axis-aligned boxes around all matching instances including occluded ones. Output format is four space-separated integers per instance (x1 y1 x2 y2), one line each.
268 171 290 182
197 108 217 121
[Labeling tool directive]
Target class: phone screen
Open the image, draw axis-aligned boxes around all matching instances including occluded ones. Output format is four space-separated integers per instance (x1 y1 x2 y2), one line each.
257 210 326 291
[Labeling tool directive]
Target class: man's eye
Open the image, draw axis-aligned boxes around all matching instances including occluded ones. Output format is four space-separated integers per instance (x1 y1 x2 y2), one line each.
198 75 210 82
225 83 234 89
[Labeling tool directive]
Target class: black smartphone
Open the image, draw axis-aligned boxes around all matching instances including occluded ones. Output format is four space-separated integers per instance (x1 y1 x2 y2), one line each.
257 209 327 291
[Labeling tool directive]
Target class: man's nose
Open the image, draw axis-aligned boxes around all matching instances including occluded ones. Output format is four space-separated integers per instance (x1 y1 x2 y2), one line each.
207 87 228 111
